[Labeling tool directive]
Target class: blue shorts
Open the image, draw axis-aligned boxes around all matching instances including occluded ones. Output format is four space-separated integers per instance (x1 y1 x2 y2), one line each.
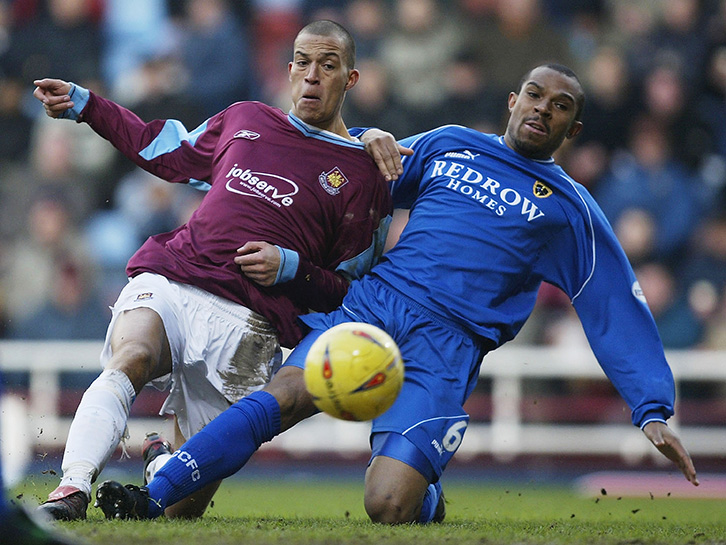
284 275 493 481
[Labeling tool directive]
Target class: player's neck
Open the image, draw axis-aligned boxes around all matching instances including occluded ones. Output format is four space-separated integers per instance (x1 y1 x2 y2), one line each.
319 118 354 141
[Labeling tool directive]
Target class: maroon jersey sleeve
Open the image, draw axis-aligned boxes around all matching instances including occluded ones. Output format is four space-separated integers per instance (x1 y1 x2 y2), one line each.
79 91 219 184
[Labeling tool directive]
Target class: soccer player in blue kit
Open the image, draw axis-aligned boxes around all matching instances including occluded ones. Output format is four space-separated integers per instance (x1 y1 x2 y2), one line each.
96 64 699 524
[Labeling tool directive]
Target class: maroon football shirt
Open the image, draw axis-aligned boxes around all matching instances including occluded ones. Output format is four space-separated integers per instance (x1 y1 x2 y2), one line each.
80 95 392 346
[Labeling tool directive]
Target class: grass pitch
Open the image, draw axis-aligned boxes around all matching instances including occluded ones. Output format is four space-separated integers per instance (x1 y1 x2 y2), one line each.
16 474 726 545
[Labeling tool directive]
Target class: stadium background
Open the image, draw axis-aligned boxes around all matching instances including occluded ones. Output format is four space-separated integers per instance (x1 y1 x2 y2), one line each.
0 0 725 495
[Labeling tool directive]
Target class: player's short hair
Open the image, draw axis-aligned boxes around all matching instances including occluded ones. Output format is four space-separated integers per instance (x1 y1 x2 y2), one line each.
296 20 356 70
518 63 585 121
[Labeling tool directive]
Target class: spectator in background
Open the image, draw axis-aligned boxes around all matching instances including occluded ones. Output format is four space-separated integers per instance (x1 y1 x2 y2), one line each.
27 110 116 214
612 208 657 268
470 0 575 98
560 45 634 195
646 0 708 87
2 191 97 327
3 0 102 87
176 0 259 118
594 115 701 267
342 57 410 138
378 0 467 134
578 45 635 154
636 261 704 349
343 0 386 59
0 75 33 164
7 259 108 340
638 62 713 175
680 206 726 347
249 0 302 108
100 0 175 99
696 43 726 198
602 1 660 83
438 49 502 133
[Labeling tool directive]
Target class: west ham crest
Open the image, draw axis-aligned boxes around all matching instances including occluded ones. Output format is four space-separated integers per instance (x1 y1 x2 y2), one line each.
319 167 349 195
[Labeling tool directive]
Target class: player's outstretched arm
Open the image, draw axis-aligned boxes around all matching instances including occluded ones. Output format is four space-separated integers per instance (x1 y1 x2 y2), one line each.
360 128 413 182
33 79 74 118
642 421 699 485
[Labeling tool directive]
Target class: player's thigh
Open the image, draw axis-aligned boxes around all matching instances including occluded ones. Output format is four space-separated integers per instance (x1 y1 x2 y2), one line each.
108 307 172 390
364 455 429 523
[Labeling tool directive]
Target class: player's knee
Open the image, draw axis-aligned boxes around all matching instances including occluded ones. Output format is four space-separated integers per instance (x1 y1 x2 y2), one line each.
364 487 417 525
108 341 158 390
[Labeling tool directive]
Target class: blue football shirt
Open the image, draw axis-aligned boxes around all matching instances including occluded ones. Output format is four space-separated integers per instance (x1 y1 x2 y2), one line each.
369 125 674 426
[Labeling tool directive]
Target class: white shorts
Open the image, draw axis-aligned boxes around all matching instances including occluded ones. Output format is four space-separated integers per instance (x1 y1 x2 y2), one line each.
100 273 282 439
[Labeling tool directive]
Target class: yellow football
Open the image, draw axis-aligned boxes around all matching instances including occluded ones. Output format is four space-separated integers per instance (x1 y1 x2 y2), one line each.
303 322 404 421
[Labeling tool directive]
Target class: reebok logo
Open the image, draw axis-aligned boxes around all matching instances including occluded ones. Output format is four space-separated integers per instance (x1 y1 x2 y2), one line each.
234 130 260 140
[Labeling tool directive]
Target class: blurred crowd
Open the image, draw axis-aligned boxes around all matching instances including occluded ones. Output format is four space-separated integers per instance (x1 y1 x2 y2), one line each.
1 0 726 354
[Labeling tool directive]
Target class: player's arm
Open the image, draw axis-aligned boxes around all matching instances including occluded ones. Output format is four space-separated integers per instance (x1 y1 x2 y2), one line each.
235 241 350 311
351 128 413 182
33 79 215 184
642 421 698 485
547 200 698 484
235 212 392 312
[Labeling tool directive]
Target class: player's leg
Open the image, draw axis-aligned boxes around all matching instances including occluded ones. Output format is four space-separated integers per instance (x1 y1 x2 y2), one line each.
138 289 284 519
159 419 222 519
364 454 431 523
364 432 445 524
95 358 319 519
38 306 172 521
357 278 490 524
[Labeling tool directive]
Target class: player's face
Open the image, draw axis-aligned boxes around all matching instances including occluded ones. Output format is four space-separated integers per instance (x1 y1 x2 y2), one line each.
288 33 359 132
504 67 583 160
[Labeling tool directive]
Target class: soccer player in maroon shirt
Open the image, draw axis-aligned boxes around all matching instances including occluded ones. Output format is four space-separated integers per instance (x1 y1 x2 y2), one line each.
32 20 396 521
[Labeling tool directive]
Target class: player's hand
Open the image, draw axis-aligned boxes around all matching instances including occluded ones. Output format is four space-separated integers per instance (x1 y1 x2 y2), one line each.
642 421 699 485
360 129 413 182
235 241 280 287
33 78 74 118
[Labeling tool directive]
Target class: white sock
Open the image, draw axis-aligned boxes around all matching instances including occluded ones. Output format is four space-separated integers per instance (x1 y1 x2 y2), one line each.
145 452 173 484
58 369 136 498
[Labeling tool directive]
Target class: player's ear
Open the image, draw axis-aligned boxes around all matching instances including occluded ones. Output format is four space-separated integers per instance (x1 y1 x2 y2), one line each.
288 62 294 81
566 120 583 139
344 69 360 91
507 92 518 112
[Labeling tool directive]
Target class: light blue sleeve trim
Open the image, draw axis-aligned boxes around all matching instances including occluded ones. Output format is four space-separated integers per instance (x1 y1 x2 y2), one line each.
138 119 209 161
63 83 90 121
639 417 667 430
275 246 299 284
335 214 392 281
188 178 211 192
288 112 365 149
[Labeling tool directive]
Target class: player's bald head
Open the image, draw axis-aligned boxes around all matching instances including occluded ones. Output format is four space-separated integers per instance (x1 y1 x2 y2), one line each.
295 20 356 70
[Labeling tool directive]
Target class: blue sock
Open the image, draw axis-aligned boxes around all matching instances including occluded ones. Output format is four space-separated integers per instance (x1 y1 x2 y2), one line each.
145 390 281 517
418 481 442 523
